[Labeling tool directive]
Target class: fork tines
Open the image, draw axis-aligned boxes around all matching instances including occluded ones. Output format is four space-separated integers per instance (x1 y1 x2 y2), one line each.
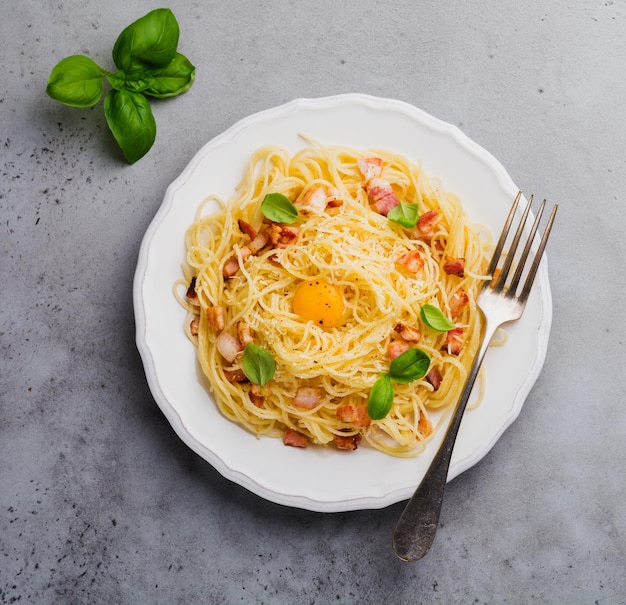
489 191 558 302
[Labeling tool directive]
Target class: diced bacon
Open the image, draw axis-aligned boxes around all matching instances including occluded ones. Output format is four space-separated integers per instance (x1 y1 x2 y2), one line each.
425 367 443 391
336 403 371 428
334 432 362 451
357 157 384 181
283 428 308 448
237 321 254 346
206 306 225 331
216 331 243 363
416 210 439 236
394 323 421 343
388 340 411 360
326 187 343 208
223 256 241 278
266 223 299 249
444 257 465 277
223 367 248 383
190 316 199 337
249 383 266 408
238 219 257 239
247 233 268 255
449 289 469 320
442 327 464 355
186 276 197 301
365 177 400 216
293 386 322 409
297 186 328 213
396 250 424 274
418 411 433 437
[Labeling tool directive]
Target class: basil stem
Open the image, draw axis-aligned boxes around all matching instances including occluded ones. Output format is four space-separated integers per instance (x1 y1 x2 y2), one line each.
242 344 276 387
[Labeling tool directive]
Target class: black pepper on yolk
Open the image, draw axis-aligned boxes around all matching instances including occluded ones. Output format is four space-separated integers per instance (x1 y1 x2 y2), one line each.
292 278 345 329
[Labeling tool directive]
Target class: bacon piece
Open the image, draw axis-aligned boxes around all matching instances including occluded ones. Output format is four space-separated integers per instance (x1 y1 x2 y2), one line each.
365 177 400 216
206 306 225 330
416 210 440 238
449 289 469 320
186 276 198 301
293 386 322 409
442 327 464 355
425 367 443 391
246 233 268 255
238 219 257 239
297 186 328 213
283 428 308 448
249 383 266 408
216 332 243 363
396 250 424 274
444 257 465 277
334 432 362 451
223 367 248 383
418 412 433 437
394 323 421 343
326 187 343 208
237 321 254 346
266 223 299 249
357 157 384 180
190 316 199 337
223 256 241 278
336 403 371 428
388 340 411 360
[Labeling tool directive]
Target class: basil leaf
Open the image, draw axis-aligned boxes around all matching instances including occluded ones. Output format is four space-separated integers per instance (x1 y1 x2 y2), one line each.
112 8 179 70
367 374 394 420
388 348 431 384
106 69 155 92
46 55 106 108
420 304 455 332
103 89 156 164
144 52 196 98
388 201 419 229
242 343 276 387
261 193 299 224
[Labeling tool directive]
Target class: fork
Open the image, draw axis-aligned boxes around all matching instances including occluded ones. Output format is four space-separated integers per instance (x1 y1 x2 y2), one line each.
392 192 558 562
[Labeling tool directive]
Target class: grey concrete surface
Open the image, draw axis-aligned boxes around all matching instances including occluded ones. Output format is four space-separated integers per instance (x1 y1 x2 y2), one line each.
1 0 625 603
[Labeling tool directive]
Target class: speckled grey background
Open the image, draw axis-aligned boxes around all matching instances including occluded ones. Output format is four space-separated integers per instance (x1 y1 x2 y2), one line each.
2 0 625 603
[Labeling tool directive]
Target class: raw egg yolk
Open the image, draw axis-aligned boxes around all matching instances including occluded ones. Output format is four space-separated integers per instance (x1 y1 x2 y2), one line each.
293 279 345 329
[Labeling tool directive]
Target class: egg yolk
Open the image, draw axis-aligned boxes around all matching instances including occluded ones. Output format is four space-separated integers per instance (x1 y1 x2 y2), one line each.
293 278 345 329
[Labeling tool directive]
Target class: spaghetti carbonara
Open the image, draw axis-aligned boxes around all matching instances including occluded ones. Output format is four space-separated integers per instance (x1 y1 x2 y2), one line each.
176 139 489 457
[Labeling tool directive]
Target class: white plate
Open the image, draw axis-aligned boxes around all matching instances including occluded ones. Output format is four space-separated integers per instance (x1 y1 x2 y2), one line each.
133 94 552 512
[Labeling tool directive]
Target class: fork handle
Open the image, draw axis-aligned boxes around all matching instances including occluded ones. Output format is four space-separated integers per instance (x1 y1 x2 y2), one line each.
392 319 497 561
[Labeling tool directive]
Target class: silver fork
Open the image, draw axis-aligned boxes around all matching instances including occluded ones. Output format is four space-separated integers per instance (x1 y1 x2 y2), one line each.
392 192 558 562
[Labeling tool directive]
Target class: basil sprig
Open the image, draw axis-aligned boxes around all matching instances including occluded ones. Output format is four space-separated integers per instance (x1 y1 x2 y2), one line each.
367 347 431 420
242 344 276 387
420 304 455 332
261 193 299 224
46 8 195 163
388 201 419 229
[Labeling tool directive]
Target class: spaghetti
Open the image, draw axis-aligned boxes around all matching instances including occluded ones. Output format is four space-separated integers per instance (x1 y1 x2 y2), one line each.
176 139 490 456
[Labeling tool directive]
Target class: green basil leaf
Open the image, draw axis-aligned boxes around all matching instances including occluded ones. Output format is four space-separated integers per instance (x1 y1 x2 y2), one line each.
242 343 276 387
367 374 394 420
388 348 431 384
261 193 299 224
388 201 419 229
112 8 179 70
46 55 106 108
420 304 455 332
103 89 156 164
143 52 196 98
106 69 156 92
